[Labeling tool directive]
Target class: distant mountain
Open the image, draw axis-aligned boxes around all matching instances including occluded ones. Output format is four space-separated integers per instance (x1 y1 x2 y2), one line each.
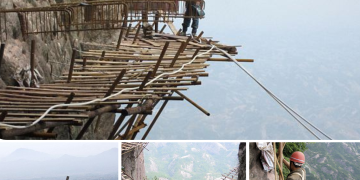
144 143 238 180
1 148 56 162
0 148 118 180
305 143 360 180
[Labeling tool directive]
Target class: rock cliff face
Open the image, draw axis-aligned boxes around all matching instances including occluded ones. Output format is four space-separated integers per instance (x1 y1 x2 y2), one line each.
0 0 73 87
238 143 246 180
249 143 275 180
0 0 118 139
122 146 146 180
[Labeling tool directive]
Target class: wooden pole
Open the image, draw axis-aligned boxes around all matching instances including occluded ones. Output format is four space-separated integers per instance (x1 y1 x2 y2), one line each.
196 31 204 41
152 42 169 77
47 92 75 134
159 24 167 34
169 42 186 68
104 69 126 97
139 71 152 91
141 94 172 140
279 142 285 180
116 27 125 50
175 90 210 116
107 104 132 140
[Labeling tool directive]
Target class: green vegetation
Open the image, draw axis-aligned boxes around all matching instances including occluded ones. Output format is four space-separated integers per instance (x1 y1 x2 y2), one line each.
304 143 360 180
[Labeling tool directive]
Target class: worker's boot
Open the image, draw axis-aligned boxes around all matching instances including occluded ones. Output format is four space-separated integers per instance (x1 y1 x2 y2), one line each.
179 32 187 36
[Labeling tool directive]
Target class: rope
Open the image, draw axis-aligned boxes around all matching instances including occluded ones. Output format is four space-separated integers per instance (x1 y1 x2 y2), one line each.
215 46 332 140
1 34 333 141
0 44 216 129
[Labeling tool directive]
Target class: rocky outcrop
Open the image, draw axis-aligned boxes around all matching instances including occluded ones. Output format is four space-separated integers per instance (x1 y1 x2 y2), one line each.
0 0 72 87
249 143 275 180
0 0 118 140
238 142 246 180
122 146 146 180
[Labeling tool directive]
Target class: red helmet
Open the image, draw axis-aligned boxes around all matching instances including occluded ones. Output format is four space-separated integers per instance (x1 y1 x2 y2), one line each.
290 151 305 164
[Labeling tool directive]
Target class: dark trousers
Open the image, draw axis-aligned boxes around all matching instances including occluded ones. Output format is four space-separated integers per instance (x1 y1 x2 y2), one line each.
182 17 199 34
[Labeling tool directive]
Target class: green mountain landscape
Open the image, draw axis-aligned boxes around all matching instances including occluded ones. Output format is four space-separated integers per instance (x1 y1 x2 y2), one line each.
144 143 239 180
305 143 360 180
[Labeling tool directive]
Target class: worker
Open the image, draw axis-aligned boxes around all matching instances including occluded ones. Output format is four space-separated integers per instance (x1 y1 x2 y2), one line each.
283 151 306 180
181 0 205 36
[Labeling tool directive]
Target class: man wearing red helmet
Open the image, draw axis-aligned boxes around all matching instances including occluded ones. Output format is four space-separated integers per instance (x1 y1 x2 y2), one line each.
283 151 306 180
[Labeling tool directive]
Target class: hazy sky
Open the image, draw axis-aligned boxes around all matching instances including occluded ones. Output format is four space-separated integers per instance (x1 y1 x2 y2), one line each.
138 0 360 140
0 142 118 158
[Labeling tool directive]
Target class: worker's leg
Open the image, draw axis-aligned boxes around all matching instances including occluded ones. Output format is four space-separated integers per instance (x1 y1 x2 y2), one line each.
182 18 191 34
191 18 199 35
182 17 191 36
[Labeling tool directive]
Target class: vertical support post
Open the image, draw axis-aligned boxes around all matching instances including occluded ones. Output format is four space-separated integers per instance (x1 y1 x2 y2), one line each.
30 40 36 87
67 49 77 83
132 24 141 44
152 42 169 77
159 24 167 34
82 57 87 68
116 27 125 50
0 43 5 70
273 142 278 180
278 142 285 180
100 50 106 60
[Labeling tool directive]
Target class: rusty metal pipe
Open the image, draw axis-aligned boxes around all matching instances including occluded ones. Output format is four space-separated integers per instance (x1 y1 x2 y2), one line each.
67 49 77 83
30 40 36 87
